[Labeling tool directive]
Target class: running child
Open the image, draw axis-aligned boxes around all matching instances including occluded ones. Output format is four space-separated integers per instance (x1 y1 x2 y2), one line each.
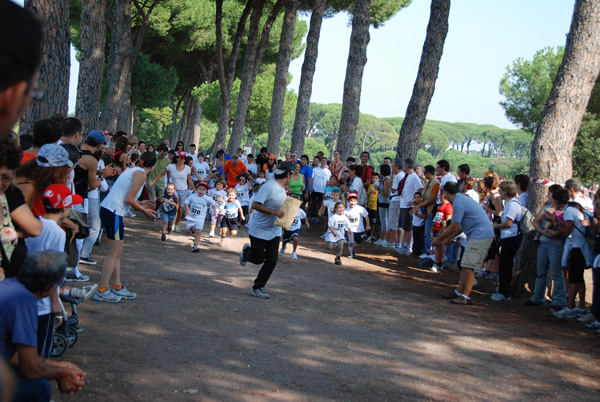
160 183 179 241
255 169 267 185
344 192 370 259
318 188 342 238
326 201 352 265
208 180 227 237
218 188 245 247
235 173 253 224
184 182 216 252
280 194 309 260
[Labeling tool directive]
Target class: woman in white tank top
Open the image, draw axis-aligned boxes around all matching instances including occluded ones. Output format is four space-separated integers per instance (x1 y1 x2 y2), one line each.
95 152 158 303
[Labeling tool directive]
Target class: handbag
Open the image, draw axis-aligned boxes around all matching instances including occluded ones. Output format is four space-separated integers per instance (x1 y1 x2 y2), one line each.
68 209 89 239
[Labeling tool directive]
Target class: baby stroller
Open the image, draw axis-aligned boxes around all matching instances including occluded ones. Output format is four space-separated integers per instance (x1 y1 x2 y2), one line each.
50 294 81 357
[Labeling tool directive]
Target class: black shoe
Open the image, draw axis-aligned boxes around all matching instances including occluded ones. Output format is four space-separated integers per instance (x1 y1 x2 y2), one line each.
450 296 472 305
524 300 542 306
549 304 564 311
335 258 342 265
167 225 172 234
441 292 460 300
161 234 166 241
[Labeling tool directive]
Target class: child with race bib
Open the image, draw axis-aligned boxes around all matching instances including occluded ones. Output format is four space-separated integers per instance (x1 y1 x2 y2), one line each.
326 201 352 265
160 183 179 241
185 182 216 252
208 180 227 237
218 188 245 247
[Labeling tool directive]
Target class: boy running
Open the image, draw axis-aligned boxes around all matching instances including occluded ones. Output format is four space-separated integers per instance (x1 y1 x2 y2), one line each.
326 201 352 265
280 194 309 260
160 183 179 241
185 182 216 252
219 188 245 247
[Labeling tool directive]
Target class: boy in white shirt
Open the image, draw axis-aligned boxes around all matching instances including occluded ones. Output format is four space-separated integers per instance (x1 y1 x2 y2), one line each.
184 182 216 252
318 188 341 238
326 201 352 265
235 173 253 224
246 154 258 177
279 194 309 260
344 192 370 259
193 153 211 180
207 180 227 237
218 188 245 247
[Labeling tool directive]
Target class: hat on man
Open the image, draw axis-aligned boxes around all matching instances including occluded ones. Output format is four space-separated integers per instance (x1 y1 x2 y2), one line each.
36 144 73 168
43 184 83 209
273 161 294 175
86 130 107 146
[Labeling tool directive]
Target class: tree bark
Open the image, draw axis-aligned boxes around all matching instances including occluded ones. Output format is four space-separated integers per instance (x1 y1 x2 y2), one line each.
512 0 600 298
227 0 285 155
267 0 298 158
213 0 252 153
19 0 70 135
75 0 107 133
337 0 371 161
191 101 202 148
100 0 132 133
395 0 450 163
290 0 326 156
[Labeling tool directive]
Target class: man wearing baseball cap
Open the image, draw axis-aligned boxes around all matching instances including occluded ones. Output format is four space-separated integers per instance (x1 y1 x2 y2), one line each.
240 161 294 299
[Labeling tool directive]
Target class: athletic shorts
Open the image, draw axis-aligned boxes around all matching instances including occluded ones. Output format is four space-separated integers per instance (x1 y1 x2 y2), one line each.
221 217 239 231
100 207 124 241
399 208 413 231
185 219 205 230
282 229 300 242
161 211 176 224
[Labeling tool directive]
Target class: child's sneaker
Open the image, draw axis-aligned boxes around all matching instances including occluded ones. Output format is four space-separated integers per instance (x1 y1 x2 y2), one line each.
192 245 200 253
335 257 342 265
161 234 166 241
292 252 298 260
167 225 172 234
430 263 444 272
209 231 215 237
280 245 287 256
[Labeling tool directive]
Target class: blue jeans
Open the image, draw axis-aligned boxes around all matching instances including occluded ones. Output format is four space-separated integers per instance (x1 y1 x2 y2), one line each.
424 217 434 252
531 240 567 307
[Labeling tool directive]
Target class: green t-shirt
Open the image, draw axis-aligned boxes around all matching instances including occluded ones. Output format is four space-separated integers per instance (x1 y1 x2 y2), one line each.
148 157 171 187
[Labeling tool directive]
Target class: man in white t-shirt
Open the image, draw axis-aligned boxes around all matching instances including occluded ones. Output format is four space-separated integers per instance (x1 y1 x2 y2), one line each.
240 162 294 299
383 161 405 248
566 178 593 211
395 158 423 255
310 156 331 222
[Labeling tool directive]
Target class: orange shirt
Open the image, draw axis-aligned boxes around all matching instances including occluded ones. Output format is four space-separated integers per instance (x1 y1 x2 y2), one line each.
21 151 37 164
222 160 248 188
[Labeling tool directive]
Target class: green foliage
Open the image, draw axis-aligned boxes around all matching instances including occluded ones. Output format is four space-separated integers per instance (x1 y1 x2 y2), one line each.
573 112 600 185
499 46 564 133
132 53 179 110
135 107 173 145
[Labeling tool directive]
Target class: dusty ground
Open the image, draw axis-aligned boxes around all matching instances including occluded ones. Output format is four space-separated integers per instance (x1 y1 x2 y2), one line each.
52 215 600 401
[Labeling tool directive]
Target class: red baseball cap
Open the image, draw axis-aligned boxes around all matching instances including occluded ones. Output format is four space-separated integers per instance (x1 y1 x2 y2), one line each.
43 184 84 209
347 192 359 200
196 181 209 189
175 151 187 158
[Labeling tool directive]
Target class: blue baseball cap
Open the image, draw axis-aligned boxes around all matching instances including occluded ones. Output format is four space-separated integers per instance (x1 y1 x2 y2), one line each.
86 130 107 146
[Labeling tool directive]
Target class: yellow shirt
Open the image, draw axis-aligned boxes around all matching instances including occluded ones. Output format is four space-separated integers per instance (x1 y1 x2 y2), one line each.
367 184 378 210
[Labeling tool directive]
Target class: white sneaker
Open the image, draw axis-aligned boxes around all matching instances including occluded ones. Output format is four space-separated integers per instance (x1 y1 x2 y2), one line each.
373 239 384 246
174 224 180 233
292 252 298 260
419 253 429 259
430 264 443 272
280 245 287 256
209 231 215 237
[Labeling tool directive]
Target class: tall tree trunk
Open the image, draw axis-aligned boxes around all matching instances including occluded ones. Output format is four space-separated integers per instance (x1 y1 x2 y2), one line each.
512 0 600 298
395 0 450 162
191 101 202 147
19 0 70 135
267 0 298 158
75 0 107 133
213 0 252 153
337 0 371 161
100 0 132 133
227 0 285 155
290 0 326 156
170 95 183 145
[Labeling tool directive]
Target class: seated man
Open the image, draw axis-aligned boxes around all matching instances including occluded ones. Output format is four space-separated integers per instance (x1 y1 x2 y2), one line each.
0 250 84 402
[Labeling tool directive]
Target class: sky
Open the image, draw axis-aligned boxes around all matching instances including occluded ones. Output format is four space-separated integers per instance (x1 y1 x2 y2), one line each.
52 0 575 130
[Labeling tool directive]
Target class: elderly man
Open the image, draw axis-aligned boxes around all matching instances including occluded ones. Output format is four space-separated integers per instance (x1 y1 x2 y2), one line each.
434 183 494 305
222 154 248 188
1 250 85 401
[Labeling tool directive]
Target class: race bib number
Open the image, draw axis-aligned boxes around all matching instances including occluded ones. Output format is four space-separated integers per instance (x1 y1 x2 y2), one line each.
237 191 244 198
226 210 237 219
349 216 359 224
292 218 299 227
191 203 204 215
433 212 443 223
163 203 176 213
336 222 346 229
197 168 205 175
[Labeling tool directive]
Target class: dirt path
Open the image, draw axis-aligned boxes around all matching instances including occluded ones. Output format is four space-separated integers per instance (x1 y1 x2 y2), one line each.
53 216 600 401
